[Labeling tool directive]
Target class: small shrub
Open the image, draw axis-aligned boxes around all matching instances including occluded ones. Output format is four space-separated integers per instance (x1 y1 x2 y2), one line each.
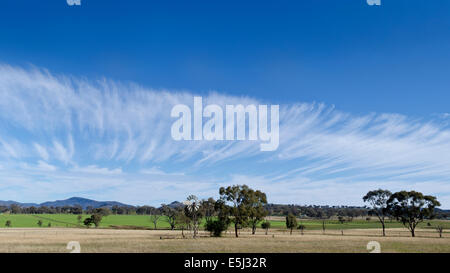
261 221 271 235
83 214 103 228
297 224 306 235
84 217 93 228
5 220 11 227
205 219 229 237
91 213 103 227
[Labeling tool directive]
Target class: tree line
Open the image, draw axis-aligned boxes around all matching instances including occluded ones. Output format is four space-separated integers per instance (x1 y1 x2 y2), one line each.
362 189 441 237
1 185 447 238
3 199 448 220
166 186 444 238
280 189 443 238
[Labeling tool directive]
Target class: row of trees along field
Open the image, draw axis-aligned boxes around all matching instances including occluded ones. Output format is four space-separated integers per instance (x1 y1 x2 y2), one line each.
81 187 446 238
3 198 449 220
362 189 441 237
154 185 270 238
282 189 443 238
0 185 447 238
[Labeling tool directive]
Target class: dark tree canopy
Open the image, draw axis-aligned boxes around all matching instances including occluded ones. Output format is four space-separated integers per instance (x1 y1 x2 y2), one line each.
219 184 269 238
387 191 440 237
205 218 229 237
363 189 392 236
247 189 268 235
83 214 103 228
285 213 297 235
201 198 216 223
161 204 178 230
219 185 251 238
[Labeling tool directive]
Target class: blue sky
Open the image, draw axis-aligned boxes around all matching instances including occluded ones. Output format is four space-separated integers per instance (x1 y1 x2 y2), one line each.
0 0 450 207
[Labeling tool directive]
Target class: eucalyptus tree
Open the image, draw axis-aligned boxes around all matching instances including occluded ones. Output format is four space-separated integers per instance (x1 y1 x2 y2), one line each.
201 197 216 223
149 207 161 230
285 213 297 235
161 204 178 230
387 191 440 237
363 189 392 236
247 189 268 235
218 185 268 237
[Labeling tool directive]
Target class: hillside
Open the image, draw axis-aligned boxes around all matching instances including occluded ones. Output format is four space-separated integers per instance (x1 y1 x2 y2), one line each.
0 197 132 209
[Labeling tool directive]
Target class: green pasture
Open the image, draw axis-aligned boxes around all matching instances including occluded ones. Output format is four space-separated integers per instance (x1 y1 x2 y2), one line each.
0 214 170 228
0 214 449 230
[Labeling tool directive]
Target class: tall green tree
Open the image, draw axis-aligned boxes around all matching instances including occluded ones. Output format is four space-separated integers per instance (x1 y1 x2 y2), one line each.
149 207 161 230
201 198 216 223
175 211 191 238
219 185 253 238
286 213 297 235
387 191 440 237
363 189 392 236
247 189 268 235
161 204 178 230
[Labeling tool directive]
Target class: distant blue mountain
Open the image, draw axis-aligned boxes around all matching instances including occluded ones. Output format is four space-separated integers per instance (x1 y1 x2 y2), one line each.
166 201 184 209
0 200 39 207
0 197 133 209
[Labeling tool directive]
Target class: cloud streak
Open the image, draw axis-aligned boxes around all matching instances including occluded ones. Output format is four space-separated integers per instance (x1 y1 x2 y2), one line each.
0 64 449 206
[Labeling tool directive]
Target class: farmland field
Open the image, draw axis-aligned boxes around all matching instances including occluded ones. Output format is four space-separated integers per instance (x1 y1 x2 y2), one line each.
0 214 449 252
0 227 449 253
0 214 168 228
0 214 449 230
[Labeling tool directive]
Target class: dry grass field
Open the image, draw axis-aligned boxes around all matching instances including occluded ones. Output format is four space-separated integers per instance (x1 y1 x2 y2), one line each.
0 227 448 253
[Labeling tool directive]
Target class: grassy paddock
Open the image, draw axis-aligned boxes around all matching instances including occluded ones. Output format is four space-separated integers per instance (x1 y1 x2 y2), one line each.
0 228 448 253
0 214 172 228
0 214 449 231
0 214 448 253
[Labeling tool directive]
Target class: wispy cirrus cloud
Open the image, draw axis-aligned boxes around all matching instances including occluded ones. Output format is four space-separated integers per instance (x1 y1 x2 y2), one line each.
438 113 450 119
71 165 122 175
33 143 49 161
0 63 449 206
52 136 74 165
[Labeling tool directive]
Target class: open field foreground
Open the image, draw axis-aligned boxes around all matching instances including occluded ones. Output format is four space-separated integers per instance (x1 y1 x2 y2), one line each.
0 228 449 253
